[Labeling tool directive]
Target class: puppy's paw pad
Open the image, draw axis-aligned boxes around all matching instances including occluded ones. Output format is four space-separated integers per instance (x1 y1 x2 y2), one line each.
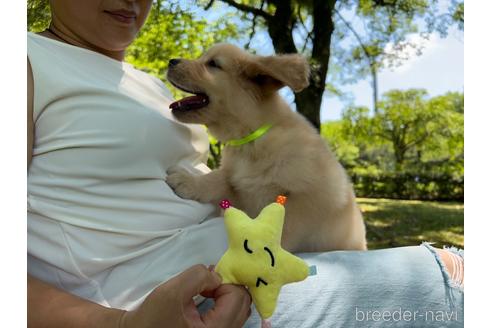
166 169 197 200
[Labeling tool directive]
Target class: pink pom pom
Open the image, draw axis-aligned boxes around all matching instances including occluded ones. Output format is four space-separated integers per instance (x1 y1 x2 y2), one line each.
219 199 231 209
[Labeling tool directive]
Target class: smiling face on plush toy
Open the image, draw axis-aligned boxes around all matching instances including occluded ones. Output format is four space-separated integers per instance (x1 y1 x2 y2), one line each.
243 239 275 287
234 226 279 289
215 203 309 319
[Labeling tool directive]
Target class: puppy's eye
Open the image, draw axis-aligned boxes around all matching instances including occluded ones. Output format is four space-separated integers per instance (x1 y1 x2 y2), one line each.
207 59 221 69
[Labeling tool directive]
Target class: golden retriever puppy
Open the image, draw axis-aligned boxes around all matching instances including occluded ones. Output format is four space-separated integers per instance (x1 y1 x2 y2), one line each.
165 44 366 252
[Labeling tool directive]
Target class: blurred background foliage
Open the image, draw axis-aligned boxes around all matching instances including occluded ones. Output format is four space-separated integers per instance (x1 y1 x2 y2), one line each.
323 89 463 201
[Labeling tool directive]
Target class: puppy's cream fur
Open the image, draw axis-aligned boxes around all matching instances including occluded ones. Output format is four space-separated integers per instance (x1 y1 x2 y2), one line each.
166 44 366 252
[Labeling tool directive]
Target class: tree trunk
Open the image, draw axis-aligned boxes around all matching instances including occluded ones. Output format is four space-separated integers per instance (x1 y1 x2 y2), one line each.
267 0 297 53
267 0 336 131
371 62 379 115
393 145 406 172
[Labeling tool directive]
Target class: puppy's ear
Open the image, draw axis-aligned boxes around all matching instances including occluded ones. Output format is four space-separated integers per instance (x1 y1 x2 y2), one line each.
243 54 310 93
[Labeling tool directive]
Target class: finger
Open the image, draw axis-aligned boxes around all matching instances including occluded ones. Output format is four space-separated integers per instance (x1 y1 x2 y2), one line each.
219 285 252 327
199 265 219 298
179 264 222 300
237 288 253 325
199 279 246 299
201 284 251 327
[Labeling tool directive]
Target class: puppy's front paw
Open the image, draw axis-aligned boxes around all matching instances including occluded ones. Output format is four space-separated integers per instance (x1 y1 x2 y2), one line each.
166 167 200 200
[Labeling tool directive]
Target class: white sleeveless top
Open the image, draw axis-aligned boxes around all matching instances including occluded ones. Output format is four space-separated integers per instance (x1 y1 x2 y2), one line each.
27 32 227 310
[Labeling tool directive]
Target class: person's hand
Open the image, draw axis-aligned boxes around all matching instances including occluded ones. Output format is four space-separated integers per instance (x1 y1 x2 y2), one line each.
119 264 252 328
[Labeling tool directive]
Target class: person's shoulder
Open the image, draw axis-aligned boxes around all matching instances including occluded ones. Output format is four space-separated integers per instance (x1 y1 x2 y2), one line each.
27 31 39 42
27 31 50 41
27 31 61 50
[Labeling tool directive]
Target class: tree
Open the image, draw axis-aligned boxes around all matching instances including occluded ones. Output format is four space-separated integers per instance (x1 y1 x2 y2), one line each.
321 120 360 168
342 89 463 172
329 0 464 115
323 89 463 200
197 0 464 129
125 2 239 90
27 0 50 32
416 91 464 178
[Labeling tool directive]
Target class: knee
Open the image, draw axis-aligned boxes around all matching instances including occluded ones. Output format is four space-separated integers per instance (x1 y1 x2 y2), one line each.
435 248 464 288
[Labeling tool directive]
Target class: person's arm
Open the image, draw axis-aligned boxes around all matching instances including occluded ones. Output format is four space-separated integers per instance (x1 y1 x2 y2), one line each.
28 265 251 328
28 275 123 328
28 57 34 169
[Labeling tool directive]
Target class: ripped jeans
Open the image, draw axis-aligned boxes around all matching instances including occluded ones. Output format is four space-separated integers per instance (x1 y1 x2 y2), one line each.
198 243 464 327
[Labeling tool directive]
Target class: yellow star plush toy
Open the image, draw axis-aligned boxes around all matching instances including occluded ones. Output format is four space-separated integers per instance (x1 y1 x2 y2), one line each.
215 196 309 321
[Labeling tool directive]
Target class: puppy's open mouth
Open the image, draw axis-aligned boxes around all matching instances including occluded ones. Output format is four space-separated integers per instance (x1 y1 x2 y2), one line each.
169 81 209 113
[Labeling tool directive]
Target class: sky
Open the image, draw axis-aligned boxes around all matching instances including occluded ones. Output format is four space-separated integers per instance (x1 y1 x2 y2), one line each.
320 28 464 121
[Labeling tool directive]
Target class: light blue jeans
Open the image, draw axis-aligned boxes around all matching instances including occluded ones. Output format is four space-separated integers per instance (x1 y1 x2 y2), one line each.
198 243 463 327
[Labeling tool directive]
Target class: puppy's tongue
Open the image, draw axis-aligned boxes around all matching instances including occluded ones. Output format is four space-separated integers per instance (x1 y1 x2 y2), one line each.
169 95 209 111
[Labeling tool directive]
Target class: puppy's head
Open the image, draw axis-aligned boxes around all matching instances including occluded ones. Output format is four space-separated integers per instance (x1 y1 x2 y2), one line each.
166 44 310 134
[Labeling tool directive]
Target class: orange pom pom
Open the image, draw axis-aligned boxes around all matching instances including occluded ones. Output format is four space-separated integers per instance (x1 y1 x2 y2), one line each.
276 195 287 205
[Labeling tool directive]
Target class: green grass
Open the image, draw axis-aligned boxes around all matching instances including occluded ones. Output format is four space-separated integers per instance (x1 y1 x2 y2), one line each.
357 198 464 250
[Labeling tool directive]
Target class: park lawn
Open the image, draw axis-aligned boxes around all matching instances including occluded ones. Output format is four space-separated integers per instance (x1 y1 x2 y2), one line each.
357 198 464 250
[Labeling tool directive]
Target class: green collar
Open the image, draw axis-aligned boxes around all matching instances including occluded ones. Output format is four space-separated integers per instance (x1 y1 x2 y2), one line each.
225 124 273 147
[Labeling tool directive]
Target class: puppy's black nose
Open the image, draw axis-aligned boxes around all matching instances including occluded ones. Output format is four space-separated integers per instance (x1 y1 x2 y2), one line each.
169 59 181 67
